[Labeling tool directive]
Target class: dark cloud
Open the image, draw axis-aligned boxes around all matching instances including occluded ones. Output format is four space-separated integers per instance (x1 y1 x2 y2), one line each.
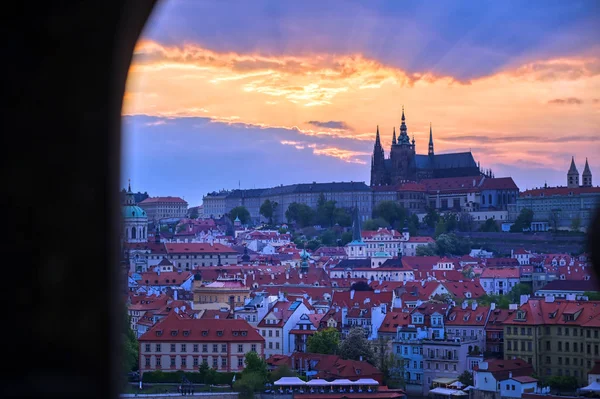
306 120 351 130
547 97 584 105
143 0 600 81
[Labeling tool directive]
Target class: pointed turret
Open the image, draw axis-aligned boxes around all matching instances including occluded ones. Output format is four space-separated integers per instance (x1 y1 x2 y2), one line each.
582 157 592 187
428 123 434 157
375 125 382 147
392 127 397 145
398 106 410 144
567 156 580 188
371 125 386 186
351 205 363 243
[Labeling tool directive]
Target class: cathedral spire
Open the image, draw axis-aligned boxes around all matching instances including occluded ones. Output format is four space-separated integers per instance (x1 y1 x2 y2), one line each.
392 127 397 145
582 157 592 187
428 123 434 157
401 105 405 121
375 125 381 146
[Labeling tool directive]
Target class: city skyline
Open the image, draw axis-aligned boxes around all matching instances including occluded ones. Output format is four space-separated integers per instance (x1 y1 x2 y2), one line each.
122 0 600 205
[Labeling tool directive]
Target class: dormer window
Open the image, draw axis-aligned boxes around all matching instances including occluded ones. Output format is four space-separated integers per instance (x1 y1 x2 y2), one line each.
241 331 247 336
171 330 178 336
217 330 223 337
156 330 163 336
233 331 239 336
516 311 526 321
202 331 208 336
183 330 190 336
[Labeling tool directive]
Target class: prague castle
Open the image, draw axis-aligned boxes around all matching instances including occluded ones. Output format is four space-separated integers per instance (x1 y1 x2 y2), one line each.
370 108 482 185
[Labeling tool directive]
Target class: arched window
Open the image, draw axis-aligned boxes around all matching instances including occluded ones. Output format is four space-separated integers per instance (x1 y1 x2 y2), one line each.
131 226 137 239
488 194 492 204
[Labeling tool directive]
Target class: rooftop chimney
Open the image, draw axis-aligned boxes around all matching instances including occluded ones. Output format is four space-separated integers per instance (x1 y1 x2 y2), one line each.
490 303 496 311
462 301 468 310
472 302 477 311
350 290 355 300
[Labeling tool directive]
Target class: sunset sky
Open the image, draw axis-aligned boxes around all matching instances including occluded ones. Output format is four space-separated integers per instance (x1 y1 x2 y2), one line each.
122 0 600 206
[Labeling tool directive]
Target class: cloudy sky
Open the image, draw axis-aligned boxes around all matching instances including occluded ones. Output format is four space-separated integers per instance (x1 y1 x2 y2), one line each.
122 0 600 206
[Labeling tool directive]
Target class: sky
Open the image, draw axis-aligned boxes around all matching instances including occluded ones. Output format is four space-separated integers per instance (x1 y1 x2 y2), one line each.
122 0 600 206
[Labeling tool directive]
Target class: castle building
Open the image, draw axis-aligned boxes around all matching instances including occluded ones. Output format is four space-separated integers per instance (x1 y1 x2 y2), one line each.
370 108 481 185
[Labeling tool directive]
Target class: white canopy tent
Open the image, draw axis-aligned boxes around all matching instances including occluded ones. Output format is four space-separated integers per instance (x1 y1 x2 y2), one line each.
580 381 600 393
430 387 469 396
355 378 380 386
449 381 464 389
306 379 331 386
274 377 306 386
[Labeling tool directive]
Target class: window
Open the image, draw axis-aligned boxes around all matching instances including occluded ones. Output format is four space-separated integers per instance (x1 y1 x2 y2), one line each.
193 344 198 353
546 356 551 364
565 342 570 351
527 328 532 336
527 342 532 352
268 330 272 337
212 344 218 353
262 330 265 336
181 356 187 367
170 357 176 367
565 328 569 336
193 357 199 367
238 344 243 353
238 357 244 367
276 342 280 349
145 344 151 352
156 357 161 367
156 344 161 352
276 330 280 337
507 341 512 350
558 342 562 351
222 358 227 368
202 344 207 353
546 341 551 350
435 363 439 370
222 344 227 353
251 344 257 352
269 342 273 349
181 344 186 352
145 356 150 367
213 358 218 368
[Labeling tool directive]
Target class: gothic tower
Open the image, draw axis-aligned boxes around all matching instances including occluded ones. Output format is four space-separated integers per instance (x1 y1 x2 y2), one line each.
389 106 416 184
567 156 580 188
582 158 592 187
370 125 387 186
428 123 434 157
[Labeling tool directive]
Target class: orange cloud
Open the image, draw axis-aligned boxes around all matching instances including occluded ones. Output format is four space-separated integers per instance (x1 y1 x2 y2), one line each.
124 40 600 173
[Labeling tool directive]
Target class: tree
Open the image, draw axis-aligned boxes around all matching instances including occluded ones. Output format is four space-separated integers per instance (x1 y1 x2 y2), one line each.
333 207 352 227
443 212 458 232
457 212 474 232
434 219 447 237
307 327 340 355
363 218 388 231
423 208 440 228
305 239 321 251
260 200 278 225
416 243 437 256
479 218 500 232
506 283 532 303
242 351 268 380
269 365 296 383
122 311 138 375
230 206 251 224
570 215 581 232
549 209 561 232
233 372 265 398
189 207 199 219
435 233 471 256
350 281 373 291
546 376 579 393
408 214 419 236
320 229 337 246
374 201 406 228
338 327 375 365
198 361 217 384
386 354 406 389
584 291 600 300
458 370 474 387
316 194 337 227
510 208 534 232
286 202 315 227
340 231 353 246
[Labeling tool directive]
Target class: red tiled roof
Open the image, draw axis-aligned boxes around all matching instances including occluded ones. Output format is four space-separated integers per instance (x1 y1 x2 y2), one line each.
503 299 600 326
511 376 538 383
446 305 490 326
480 177 519 190
474 358 533 381
421 176 484 193
442 281 486 299
378 311 412 333
331 290 393 308
520 186 600 197
485 258 520 268
165 242 237 254
407 236 435 243
140 196 188 204
136 270 193 286
139 311 264 342
480 267 520 279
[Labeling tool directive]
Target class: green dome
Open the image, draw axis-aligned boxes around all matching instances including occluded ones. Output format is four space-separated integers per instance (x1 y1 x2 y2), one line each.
122 205 147 219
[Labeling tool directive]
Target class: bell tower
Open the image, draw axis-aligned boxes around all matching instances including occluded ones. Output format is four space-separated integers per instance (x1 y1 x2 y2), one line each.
567 156 580 188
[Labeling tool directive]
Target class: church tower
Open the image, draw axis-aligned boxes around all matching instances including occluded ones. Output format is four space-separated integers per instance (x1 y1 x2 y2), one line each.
122 181 149 243
370 125 387 186
428 123 434 157
582 158 592 187
567 156 580 188
389 106 416 184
